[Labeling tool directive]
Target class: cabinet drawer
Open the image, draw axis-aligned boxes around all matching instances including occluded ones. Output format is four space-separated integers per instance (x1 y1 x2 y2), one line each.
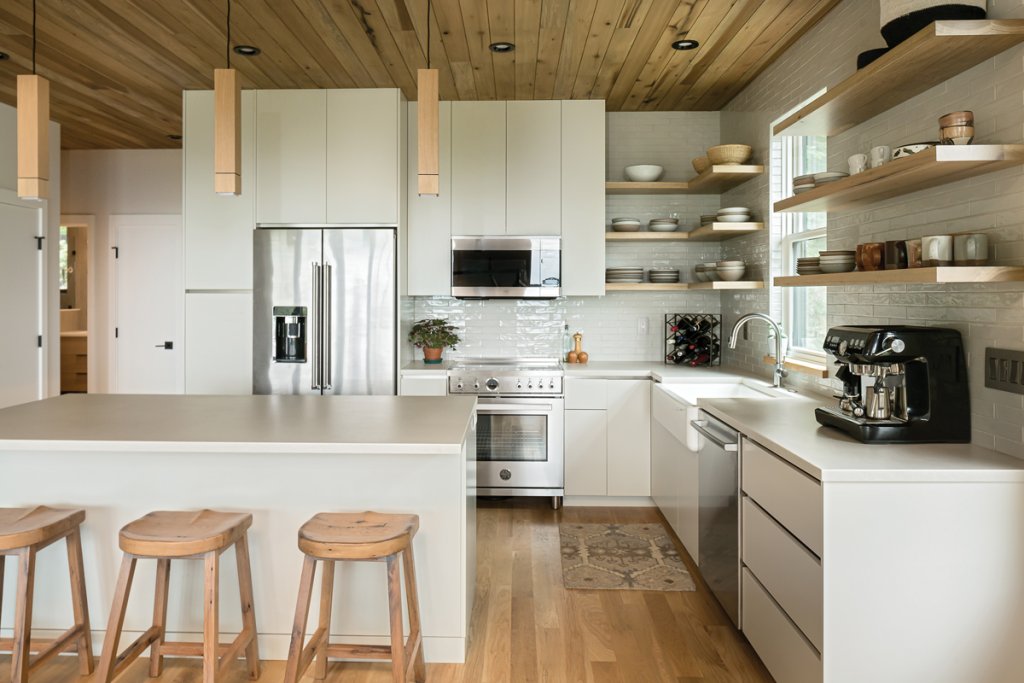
61 336 87 355
742 438 823 556
399 375 447 397
742 569 821 683
565 379 606 410
652 385 689 444
61 353 88 373
742 497 823 650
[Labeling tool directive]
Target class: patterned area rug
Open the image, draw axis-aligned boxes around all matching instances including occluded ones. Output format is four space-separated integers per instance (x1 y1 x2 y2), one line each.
559 522 696 591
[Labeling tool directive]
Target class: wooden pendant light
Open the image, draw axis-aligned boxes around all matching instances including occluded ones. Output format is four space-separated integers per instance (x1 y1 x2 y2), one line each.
214 0 240 195
417 0 439 196
18 0 48 201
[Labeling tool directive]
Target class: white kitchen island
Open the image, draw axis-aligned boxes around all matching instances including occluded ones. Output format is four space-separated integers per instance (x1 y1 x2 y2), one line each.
0 394 477 662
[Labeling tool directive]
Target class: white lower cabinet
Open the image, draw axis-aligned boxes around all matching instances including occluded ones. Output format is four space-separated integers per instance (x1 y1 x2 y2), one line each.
742 568 822 683
651 385 698 558
184 292 252 394
564 409 608 496
399 374 447 396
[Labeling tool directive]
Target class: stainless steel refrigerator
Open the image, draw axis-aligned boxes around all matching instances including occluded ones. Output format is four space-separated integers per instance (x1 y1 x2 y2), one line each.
253 227 396 395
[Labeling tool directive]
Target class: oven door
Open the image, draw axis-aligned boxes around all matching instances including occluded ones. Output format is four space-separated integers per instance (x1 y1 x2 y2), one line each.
475 397 564 490
451 236 560 299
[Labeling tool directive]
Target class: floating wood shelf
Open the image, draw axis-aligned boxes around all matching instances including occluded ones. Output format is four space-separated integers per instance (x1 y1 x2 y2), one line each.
605 165 763 195
774 20 1024 137
605 222 764 242
604 281 764 292
774 266 1024 287
774 145 1024 213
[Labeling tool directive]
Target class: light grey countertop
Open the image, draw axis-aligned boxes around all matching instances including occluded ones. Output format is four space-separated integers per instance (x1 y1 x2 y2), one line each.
699 396 1024 483
0 394 477 455
402 359 760 383
400 359 452 375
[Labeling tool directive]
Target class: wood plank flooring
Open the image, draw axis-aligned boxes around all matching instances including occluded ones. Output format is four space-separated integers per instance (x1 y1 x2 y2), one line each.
5 500 772 682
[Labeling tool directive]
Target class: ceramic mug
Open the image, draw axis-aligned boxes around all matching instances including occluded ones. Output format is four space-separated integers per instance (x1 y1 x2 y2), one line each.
848 153 869 175
884 240 908 270
905 239 923 268
922 235 954 267
860 242 885 271
870 145 891 168
954 233 989 265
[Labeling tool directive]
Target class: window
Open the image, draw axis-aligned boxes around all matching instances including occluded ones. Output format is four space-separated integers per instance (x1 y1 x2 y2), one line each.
59 225 69 292
770 130 827 361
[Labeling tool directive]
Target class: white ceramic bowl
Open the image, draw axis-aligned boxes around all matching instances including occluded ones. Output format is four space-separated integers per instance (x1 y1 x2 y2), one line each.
716 267 746 281
717 214 751 223
612 217 641 223
610 222 641 232
624 165 664 182
717 260 745 267
648 223 679 232
718 207 750 215
819 261 856 273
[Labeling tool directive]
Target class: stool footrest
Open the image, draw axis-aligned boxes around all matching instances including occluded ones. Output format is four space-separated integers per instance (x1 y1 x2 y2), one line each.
326 643 393 660
0 624 88 674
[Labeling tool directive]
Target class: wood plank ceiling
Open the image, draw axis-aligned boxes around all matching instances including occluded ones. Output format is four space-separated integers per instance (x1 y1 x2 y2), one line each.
0 0 840 149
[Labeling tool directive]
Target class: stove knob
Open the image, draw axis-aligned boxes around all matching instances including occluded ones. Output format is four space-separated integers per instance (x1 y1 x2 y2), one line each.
517 381 523 389
474 381 481 390
549 379 555 389
455 381 464 391
527 381 534 389
485 378 499 391
500 469 512 481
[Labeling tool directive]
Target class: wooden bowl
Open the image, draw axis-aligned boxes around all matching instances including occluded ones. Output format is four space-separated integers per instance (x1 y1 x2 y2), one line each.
707 144 752 165
692 156 710 174
940 125 975 144
939 111 974 127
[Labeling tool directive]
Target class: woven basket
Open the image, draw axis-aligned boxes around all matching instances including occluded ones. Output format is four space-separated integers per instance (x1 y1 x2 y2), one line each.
692 156 710 174
881 1 987 46
706 144 752 165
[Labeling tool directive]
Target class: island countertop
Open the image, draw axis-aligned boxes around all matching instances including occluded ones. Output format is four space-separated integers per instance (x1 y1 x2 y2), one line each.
0 394 477 454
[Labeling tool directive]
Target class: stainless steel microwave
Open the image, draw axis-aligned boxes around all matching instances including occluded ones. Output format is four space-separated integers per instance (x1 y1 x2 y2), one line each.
451 236 561 299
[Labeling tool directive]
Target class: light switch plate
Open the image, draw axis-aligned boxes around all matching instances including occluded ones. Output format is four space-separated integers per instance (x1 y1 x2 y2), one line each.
985 347 1024 395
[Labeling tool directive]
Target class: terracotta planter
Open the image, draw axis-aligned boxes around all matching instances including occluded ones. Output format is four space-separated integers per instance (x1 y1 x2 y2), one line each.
422 347 444 364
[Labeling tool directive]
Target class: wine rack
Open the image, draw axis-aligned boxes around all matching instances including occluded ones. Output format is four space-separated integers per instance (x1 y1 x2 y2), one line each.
665 313 722 367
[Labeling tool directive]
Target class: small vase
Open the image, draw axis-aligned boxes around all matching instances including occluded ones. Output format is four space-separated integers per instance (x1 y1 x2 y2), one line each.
422 347 444 364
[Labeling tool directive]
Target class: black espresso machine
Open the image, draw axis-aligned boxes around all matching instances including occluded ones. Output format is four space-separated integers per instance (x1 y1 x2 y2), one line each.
816 325 970 443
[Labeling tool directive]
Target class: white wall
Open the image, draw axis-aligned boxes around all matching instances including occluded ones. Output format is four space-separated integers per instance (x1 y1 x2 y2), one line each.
61 149 182 392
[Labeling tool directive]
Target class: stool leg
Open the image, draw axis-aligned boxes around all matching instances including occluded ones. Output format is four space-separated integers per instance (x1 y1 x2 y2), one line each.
385 554 406 683
234 534 261 680
148 558 171 677
202 552 219 683
97 554 137 683
66 527 95 676
283 555 317 683
11 547 36 683
314 560 335 680
402 549 426 683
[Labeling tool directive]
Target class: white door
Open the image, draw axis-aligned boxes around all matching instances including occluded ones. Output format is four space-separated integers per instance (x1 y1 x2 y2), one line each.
113 215 184 394
0 198 43 408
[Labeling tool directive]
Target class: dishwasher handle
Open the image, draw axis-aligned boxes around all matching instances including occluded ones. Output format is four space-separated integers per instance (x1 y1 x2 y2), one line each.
690 419 738 452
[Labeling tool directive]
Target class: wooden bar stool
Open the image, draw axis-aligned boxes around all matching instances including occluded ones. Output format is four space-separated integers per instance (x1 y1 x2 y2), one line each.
96 510 260 683
284 511 426 683
0 507 94 683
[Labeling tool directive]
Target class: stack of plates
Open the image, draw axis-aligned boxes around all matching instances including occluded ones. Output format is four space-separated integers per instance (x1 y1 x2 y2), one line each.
648 268 680 283
797 257 822 275
793 173 816 195
611 217 642 232
648 217 679 232
700 214 717 226
819 250 856 273
717 207 751 223
606 267 644 284
814 172 848 186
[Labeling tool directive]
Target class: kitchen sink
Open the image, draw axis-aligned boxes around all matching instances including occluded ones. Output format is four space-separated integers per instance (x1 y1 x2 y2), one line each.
658 379 795 406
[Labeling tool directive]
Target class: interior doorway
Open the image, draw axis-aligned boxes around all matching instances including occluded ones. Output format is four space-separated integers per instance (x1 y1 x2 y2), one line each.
59 215 95 393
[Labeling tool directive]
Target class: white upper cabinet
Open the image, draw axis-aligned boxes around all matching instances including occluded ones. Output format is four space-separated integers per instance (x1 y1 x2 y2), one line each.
406 101 452 296
451 101 506 236
183 90 255 290
506 101 561 236
560 100 606 296
327 89 402 225
255 90 327 225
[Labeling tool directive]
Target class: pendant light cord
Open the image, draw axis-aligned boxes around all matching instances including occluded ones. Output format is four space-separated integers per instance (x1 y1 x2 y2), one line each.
225 0 231 69
31 0 37 74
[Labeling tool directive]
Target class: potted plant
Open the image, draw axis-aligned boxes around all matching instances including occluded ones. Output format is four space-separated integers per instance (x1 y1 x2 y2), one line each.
408 318 460 364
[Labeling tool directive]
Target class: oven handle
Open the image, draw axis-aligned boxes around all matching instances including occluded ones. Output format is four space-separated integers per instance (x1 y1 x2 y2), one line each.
477 403 556 413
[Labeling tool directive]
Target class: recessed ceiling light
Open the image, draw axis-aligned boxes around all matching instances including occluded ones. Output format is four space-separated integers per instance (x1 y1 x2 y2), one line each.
0 52 9 61
489 42 515 54
671 39 700 51
233 45 261 57
167 134 183 141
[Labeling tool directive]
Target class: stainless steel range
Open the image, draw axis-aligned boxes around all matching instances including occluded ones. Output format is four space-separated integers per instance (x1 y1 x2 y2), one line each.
449 358 564 509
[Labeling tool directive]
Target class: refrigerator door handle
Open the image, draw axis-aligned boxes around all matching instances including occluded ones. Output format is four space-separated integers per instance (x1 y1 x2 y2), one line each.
323 262 334 391
311 262 322 390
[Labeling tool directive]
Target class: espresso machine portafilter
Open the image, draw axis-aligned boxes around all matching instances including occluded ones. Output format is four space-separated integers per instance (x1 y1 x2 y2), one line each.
816 325 970 443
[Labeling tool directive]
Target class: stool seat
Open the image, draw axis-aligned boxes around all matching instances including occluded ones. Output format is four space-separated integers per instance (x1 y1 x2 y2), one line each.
0 506 85 552
298 511 419 560
119 510 252 558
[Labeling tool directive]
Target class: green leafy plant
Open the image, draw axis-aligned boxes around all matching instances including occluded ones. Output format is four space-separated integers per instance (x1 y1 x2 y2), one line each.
408 318 461 350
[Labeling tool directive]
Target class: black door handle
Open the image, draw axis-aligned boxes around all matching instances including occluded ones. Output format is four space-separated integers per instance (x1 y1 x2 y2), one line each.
155 341 173 350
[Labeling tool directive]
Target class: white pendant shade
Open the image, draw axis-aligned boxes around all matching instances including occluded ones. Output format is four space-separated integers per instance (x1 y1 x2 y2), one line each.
417 68 439 196
17 74 49 201
214 68 241 195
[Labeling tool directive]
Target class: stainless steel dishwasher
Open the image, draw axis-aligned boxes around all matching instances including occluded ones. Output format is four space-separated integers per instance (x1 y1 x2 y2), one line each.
690 411 741 627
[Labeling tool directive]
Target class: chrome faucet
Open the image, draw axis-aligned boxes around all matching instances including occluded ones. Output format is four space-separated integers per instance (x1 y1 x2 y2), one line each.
729 313 787 388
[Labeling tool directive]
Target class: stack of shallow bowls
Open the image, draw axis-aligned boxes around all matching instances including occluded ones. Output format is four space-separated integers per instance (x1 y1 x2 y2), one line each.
606 267 644 284
694 265 709 282
716 260 746 281
648 217 679 232
702 262 720 281
717 207 751 223
793 173 816 195
819 250 856 273
700 214 717 226
797 257 822 275
813 171 849 186
939 111 974 145
611 217 642 232
649 268 680 284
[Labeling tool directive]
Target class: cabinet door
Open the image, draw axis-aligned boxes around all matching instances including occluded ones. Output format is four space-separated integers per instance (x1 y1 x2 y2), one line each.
506 101 561 235
399 375 448 396
451 101 506 235
651 421 676 517
564 409 607 496
606 379 651 496
256 90 326 224
407 101 452 296
678 426 699 559
185 292 252 394
560 100 605 296
183 90 256 290
327 89 401 225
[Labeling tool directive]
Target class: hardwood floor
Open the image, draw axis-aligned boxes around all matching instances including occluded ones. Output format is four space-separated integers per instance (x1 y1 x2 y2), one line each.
5 500 772 682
